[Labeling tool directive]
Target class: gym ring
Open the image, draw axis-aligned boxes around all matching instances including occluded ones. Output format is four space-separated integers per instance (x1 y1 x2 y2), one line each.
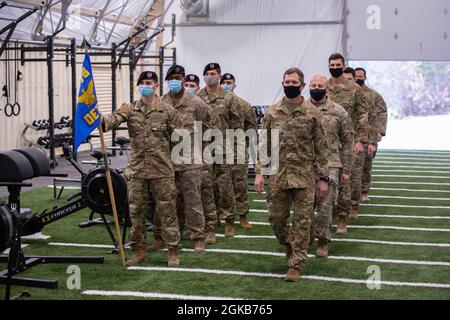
12 102 21 117
4 103 13 117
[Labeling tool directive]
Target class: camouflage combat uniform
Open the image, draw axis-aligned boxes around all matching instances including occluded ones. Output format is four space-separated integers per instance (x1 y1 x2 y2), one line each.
198 86 243 222
309 97 354 243
361 86 388 195
230 95 257 218
257 97 330 271
103 98 182 252
151 91 213 243
327 78 369 217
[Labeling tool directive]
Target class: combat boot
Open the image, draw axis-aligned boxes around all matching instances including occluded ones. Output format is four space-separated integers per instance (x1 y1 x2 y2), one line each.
224 219 235 238
336 216 348 235
239 215 253 230
150 239 166 252
349 208 359 220
126 249 146 267
167 247 180 267
360 192 370 203
284 268 300 282
194 240 206 253
205 231 216 244
315 240 329 258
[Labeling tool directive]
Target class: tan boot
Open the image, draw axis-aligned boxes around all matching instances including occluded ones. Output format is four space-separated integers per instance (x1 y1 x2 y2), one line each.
224 219 235 238
349 208 359 220
336 216 348 235
360 192 370 203
167 247 180 268
205 231 216 244
150 239 166 252
194 241 206 253
239 215 253 230
126 250 145 267
284 268 300 282
315 240 329 258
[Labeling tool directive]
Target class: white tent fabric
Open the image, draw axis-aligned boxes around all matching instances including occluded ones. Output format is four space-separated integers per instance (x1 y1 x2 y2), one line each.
163 0 344 105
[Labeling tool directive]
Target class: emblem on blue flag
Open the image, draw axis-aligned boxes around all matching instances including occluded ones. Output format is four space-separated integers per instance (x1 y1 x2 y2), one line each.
73 52 100 155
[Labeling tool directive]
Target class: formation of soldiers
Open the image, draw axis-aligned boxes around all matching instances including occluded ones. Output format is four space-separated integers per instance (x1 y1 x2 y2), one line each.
102 52 387 282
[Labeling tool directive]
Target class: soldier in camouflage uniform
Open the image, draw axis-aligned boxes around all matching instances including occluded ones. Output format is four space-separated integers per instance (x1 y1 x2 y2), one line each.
326 53 369 235
151 65 213 254
308 75 354 257
182 73 220 244
220 73 257 231
254 68 330 282
355 68 388 203
198 63 243 239
102 71 182 267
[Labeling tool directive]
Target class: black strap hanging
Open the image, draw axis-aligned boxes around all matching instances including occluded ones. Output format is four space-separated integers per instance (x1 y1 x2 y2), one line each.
4 43 14 117
12 41 21 117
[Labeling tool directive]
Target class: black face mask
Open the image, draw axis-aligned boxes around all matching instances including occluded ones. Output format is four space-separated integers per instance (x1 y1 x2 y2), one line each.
329 67 344 78
356 79 365 87
310 89 327 102
284 86 302 99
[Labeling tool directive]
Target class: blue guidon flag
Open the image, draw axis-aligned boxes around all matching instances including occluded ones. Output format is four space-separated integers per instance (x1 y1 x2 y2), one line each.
73 52 100 155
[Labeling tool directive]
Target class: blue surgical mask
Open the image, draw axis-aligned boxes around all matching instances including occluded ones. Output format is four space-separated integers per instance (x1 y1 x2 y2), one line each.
168 80 183 94
221 84 233 93
138 85 154 97
185 87 197 95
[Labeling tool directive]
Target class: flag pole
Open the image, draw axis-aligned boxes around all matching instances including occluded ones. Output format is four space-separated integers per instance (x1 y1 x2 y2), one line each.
98 120 127 268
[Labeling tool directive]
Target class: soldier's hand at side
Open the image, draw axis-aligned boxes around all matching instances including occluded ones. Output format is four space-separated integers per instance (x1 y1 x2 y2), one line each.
354 142 364 155
340 173 350 185
377 132 383 142
255 174 265 193
368 144 377 158
316 181 328 200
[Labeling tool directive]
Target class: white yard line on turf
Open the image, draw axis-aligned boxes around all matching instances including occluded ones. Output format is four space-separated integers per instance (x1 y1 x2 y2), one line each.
378 154 450 158
46 185 81 190
366 195 450 201
372 175 450 179
248 210 450 220
44 243 450 266
378 150 450 155
252 199 450 209
214 234 450 248
374 166 450 169
376 157 450 161
128 266 450 289
370 188 450 193
225 216 450 232
374 161 450 165
82 290 243 300
373 170 450 174
372 181 450 186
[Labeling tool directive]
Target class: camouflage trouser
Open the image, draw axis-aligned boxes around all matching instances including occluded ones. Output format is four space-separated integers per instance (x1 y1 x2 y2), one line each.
267 184 314 271
351 145 368 211
361 148 377 194
127 177 180 250
312 168 340 243
213 164 237 221
231 164 249 217
202 165 218 233
336 148 365 217
154 169 206 242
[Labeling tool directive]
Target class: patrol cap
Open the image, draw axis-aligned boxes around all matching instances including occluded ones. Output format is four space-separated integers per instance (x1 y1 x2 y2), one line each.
203 62 221 75
220 73 235 84
137 71 158 85
165 64 186 80
184 74 200 85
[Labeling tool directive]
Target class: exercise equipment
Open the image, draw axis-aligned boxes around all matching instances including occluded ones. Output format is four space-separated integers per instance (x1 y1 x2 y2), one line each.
0 148 104 300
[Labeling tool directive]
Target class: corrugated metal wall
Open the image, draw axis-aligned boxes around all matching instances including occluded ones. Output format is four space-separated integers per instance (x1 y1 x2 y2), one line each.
0 44 135 155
